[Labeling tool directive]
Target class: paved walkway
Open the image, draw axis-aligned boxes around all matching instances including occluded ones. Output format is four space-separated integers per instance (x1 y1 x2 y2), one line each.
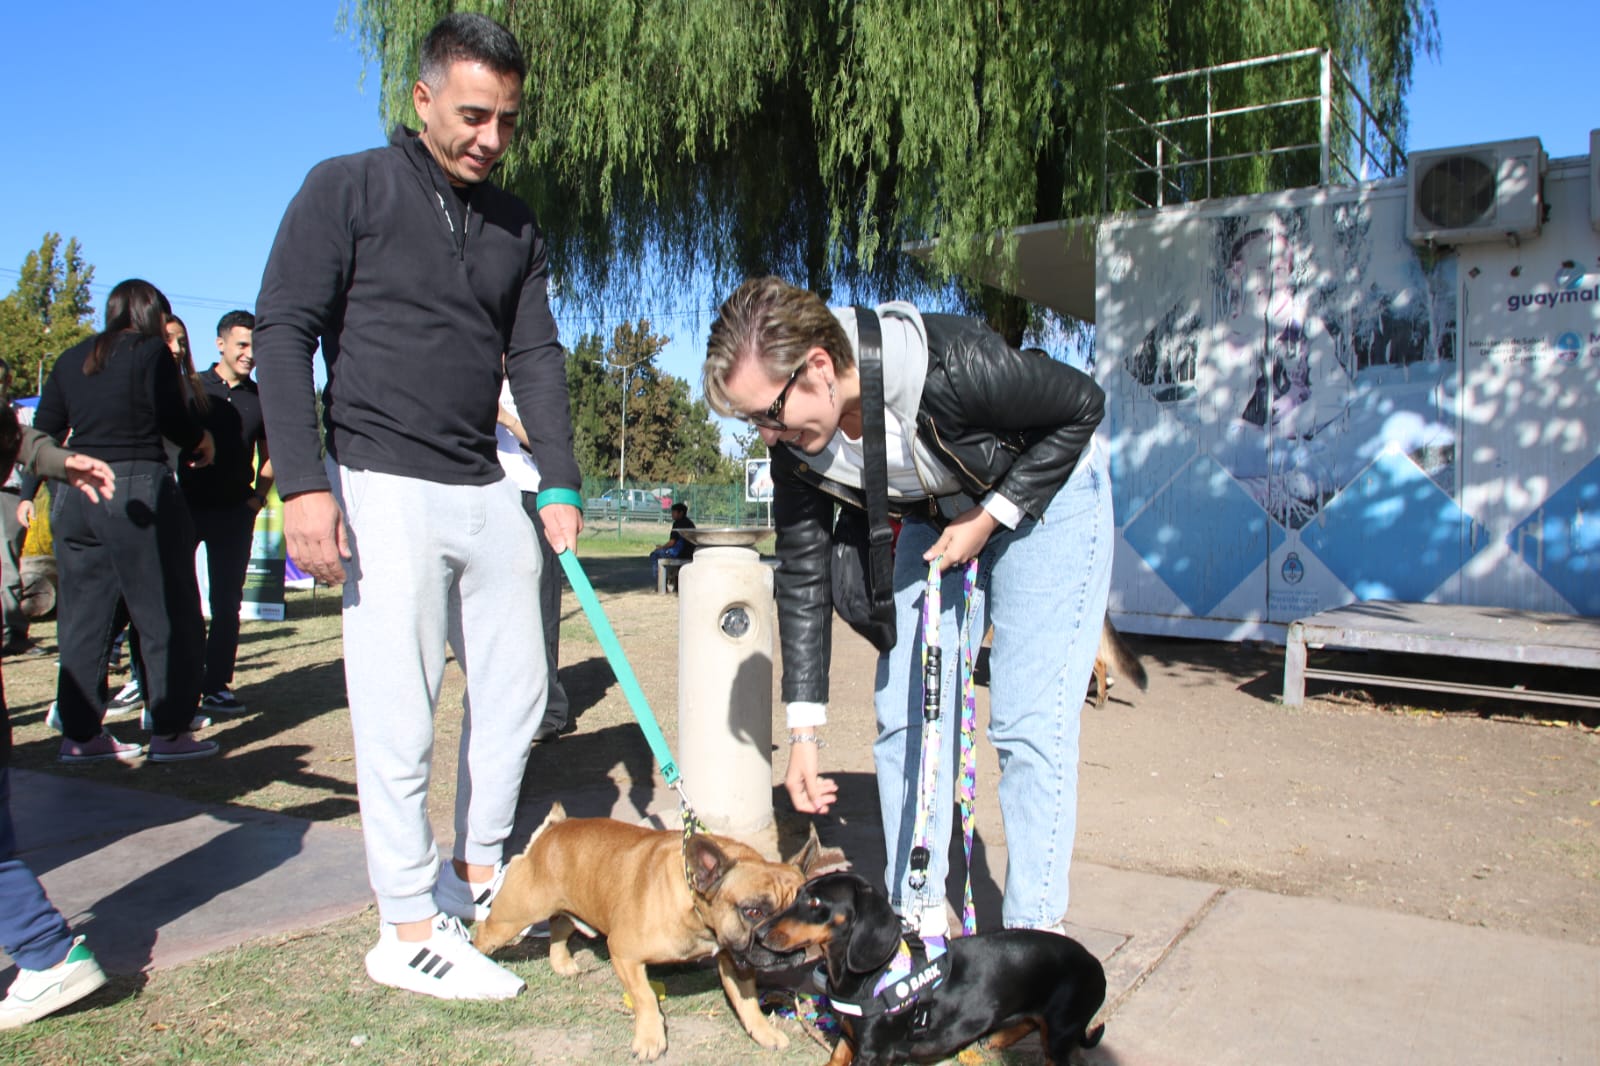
6 772 1597 1065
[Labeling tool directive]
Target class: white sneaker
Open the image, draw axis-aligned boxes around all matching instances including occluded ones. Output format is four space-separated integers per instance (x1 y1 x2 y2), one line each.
363 914 524 1000
434 861 505 922
105 681 144 717
0 936 108 1029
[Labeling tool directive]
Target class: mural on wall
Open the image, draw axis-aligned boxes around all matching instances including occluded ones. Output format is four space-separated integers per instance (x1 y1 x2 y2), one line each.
1125 203 1457 532
1103 165 1600 632
1103 187 1471 626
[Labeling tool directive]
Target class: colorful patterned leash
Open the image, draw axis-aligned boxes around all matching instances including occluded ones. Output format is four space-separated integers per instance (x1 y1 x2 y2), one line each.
955 560 980 937
908 557 981 937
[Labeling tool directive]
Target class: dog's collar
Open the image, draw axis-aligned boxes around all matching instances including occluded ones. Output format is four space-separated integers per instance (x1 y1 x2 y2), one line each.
824 932 948 1018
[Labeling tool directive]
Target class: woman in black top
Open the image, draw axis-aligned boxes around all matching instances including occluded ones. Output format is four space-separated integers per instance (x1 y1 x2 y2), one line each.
34 279 219 763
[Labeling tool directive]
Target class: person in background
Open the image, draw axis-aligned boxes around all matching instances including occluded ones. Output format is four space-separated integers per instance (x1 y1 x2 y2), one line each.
0 405 118 1029
0 359 33 656
165 316 211 416
34 278 217 764
179 310 272 715
254 12 582 999
648 502 695 585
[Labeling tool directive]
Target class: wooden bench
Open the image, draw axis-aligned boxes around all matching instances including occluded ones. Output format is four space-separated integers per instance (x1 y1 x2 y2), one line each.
656 557 688 594
1283 602 1600 709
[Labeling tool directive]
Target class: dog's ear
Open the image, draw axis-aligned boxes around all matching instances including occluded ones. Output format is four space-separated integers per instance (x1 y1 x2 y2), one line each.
786 823 850 878
844 878 904 974
686 834 734 897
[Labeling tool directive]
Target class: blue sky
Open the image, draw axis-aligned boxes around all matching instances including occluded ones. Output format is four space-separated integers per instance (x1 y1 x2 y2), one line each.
2 0 1595 421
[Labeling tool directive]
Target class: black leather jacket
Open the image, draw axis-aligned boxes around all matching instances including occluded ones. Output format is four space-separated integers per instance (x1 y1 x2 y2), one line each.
772 313 1105 705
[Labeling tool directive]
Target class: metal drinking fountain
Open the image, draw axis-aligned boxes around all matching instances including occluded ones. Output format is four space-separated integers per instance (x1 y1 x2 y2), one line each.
674 526 777 850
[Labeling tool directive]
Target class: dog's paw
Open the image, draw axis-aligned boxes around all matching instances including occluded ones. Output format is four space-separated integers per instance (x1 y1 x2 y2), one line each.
548 947 581 977
630 1022 668 1061
747 1018 790 1051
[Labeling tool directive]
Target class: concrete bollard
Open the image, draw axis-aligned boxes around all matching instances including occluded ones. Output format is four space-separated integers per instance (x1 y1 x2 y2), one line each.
675 530 776 851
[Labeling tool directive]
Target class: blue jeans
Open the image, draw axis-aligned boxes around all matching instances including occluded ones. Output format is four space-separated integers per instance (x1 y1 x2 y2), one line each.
649 544 684 579
873 446 1112 930
0 768 73 971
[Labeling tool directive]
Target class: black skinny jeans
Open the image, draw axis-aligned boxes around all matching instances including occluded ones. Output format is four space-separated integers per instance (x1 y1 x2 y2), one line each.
190 501 256 694
52 460 204 739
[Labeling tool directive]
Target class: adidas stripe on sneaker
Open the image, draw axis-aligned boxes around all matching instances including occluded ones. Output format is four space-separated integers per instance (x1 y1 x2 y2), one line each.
434 860 505 923
363 914 523 1000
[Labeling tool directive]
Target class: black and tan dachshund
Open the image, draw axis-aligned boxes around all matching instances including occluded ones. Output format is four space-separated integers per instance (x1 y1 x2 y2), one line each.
757 871 1106 1065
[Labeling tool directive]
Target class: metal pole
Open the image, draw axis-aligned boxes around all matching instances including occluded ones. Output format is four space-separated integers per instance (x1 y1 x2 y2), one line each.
597 352 653 533
1319 50 1333 186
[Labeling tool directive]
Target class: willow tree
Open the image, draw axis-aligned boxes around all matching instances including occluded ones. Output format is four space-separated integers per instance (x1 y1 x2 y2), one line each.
346 1 1437 331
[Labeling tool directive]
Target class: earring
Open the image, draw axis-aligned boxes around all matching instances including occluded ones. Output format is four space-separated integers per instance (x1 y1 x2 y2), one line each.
829 382 836 401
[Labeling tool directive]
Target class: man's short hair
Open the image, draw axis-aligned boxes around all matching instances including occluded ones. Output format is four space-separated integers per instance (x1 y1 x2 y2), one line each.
217 310 255 336
419 12 527 88
671 503 688 517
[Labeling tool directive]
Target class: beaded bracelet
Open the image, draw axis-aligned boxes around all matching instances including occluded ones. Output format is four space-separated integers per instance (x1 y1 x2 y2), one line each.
788 733 826 749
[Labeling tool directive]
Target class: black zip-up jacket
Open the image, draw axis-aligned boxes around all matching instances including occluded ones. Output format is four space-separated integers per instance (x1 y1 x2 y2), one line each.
254 125 579 497
771 314 1105 705
34 332 205 462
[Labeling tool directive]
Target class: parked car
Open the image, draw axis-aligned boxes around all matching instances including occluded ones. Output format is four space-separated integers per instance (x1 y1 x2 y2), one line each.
586 488 670 516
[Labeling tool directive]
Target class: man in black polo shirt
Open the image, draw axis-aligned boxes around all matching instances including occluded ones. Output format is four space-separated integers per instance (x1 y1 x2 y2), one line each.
179 310 271 715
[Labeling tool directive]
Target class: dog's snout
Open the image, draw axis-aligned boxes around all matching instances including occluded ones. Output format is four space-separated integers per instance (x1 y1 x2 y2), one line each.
757 917 795 950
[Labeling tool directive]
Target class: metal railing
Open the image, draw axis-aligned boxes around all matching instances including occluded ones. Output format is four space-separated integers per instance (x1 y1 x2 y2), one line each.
1103 48 1403 211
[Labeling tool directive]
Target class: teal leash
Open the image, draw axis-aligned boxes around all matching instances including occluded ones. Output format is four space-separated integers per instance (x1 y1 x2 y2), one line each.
536 489 707 851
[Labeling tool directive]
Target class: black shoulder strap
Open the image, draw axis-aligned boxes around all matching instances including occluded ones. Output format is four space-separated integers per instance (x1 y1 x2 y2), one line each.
853 308 895 613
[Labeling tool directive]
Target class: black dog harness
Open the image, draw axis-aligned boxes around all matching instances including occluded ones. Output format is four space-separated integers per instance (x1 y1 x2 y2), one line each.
824 932 949 1019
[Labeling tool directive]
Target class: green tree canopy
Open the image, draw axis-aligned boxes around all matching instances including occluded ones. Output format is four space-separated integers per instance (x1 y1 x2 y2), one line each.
349 0 1437 323
0 233 97 394
566 319 737 485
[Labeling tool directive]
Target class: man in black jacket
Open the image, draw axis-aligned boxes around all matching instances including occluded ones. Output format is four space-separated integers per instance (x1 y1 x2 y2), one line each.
254 12 581 1001
180 310 272 716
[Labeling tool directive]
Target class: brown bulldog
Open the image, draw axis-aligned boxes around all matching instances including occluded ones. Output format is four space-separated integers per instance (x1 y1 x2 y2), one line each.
475 803 843 1061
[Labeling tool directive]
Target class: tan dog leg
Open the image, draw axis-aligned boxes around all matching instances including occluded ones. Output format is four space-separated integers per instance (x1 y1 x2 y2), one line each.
716 953 789 1050
473 849 557 954
826 1033 856 1066
612 955 668 1061
546 914 580 976
984 1019 1038 1051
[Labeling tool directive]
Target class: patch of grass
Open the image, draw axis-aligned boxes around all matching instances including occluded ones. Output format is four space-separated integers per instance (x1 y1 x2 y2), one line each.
0 910 840 1066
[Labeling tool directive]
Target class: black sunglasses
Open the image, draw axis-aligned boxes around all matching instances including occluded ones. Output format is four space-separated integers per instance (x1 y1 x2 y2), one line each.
742 365 806 431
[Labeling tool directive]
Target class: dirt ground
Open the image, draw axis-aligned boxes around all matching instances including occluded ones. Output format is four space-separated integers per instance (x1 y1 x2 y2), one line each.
6 555 1596 951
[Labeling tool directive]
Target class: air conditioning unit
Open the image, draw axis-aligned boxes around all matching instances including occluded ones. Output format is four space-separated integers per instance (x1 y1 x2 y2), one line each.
1406 137 1545 246
1590 128 1599 233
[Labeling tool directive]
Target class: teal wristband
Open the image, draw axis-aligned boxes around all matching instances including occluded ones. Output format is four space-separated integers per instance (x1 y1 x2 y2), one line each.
536 487 583 510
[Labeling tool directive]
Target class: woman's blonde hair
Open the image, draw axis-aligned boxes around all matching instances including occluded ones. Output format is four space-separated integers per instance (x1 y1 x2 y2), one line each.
702 277 853 417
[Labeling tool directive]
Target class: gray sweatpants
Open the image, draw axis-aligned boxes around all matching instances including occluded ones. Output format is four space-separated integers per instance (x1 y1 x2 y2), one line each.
331 462 546 923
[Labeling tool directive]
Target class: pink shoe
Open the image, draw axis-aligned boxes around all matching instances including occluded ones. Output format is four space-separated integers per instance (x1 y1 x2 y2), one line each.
147 733 220 763
59 730 143 764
